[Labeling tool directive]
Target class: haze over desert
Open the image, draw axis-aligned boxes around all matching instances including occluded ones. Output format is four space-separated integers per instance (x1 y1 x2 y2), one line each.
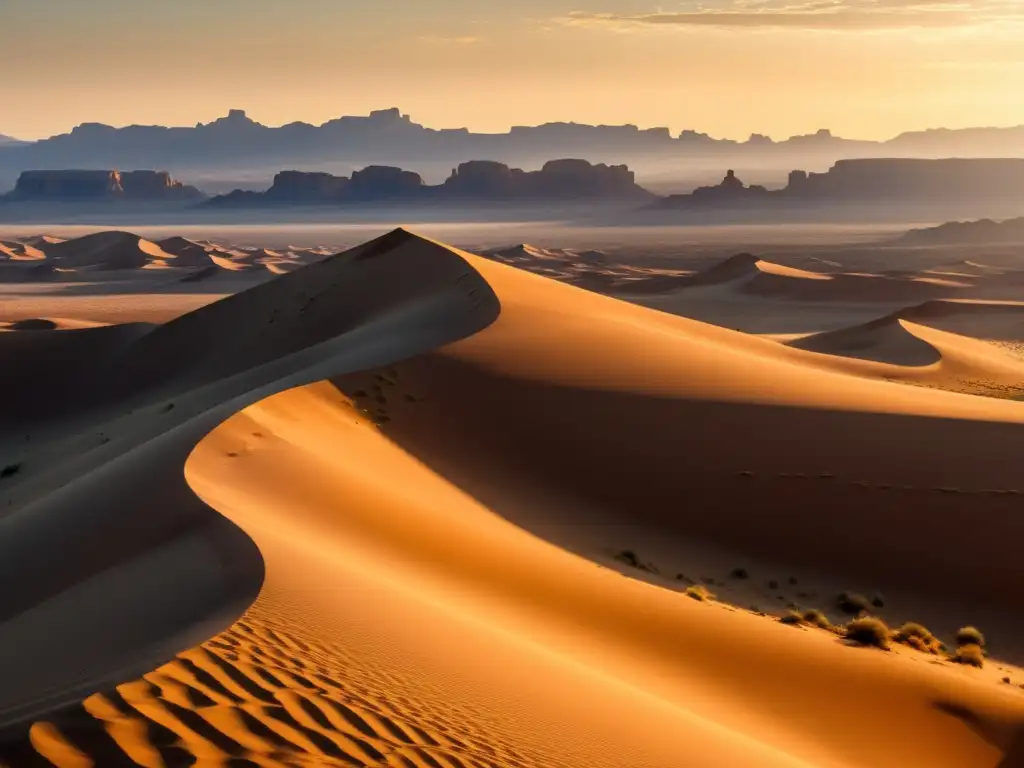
4 0 1024 765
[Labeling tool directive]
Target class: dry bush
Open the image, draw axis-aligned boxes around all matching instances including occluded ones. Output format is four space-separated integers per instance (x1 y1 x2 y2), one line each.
686 585 714 602
801 609 832 629
952 644 984 668
845 617 890 649
892 622 940 653
955 626 985 648
779 610 802 625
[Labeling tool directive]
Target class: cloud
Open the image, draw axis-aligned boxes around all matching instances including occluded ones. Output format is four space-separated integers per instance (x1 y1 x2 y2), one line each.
417 35 480 44
560 0 1022 31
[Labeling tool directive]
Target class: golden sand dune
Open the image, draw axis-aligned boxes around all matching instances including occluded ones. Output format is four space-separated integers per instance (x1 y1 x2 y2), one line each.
40 231 179 270
631 253 972 305
787 300 1024 397
0 241 46 261
0 232 315 282
3 231 1024 767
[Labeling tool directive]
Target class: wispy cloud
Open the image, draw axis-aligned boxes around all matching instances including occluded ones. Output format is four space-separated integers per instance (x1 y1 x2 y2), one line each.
417 35 480 44
559 0 1022 31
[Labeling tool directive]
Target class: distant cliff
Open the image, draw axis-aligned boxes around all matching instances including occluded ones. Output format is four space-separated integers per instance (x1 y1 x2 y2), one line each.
898 216 1024 245
442 159 649 200
6 170 204 201
654 159 1024 210
207 159 653 206
7 107 1024 195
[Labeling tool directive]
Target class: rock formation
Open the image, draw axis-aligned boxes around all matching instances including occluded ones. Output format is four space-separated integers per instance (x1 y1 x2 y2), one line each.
655 158 1024 211
5 170 203 201
119 171 204 200
207 159 653 206
264 171 350 203
349 165 423 199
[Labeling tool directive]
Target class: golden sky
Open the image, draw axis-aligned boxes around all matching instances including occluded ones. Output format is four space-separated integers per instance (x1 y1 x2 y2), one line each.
2 0 1022 140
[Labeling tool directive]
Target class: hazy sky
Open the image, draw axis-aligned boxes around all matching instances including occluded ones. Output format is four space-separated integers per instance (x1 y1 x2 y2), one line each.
2 0 1022 140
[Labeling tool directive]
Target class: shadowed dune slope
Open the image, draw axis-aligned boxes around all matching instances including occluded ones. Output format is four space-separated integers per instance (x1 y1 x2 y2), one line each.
4 232 1024 767
40 231 177 270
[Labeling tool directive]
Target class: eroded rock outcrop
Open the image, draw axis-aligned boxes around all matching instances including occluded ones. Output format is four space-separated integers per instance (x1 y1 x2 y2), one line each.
6 170 203 201
207 159 653 207
441 158 652 199
655 158 1024 211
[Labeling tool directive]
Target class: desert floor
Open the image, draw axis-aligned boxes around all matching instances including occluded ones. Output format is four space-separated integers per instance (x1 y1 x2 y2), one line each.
2 224 1024 767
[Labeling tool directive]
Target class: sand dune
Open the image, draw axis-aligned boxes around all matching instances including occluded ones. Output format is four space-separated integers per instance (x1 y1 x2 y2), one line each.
0 241 46 261
0 232 319 283
629 253 969 304
41 231 179 270
3 230 1024 767
787 299 1024 396
0 230 497 724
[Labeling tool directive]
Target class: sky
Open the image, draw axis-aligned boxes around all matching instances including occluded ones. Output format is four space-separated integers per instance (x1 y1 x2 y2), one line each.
2 0 1023 141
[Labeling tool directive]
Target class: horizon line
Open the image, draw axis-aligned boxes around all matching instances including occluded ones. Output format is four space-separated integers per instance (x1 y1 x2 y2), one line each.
6 108 1024 146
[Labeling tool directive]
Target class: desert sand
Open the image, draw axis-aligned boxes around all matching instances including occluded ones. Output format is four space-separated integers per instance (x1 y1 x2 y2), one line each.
2 228 1024 767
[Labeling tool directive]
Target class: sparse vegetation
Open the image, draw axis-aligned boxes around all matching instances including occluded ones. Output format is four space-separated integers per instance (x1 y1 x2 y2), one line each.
801 609 831 629
0 463 21 479
955 626 985 648
952 644 984 668
871 594 885 608
730 567 749 580
892 622 941 654
779 608 832 629
836 592 872 616
768 580 779 590
686 585 714 602
844 617 890 649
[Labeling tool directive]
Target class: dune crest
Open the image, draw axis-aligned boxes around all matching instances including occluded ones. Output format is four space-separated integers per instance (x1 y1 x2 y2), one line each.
0 229 499 728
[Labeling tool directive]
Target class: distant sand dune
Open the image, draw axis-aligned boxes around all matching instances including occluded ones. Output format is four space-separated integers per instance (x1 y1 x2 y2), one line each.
629 253 967 303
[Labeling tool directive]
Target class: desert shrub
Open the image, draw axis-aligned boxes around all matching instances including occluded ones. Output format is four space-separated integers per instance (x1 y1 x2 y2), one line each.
0 463 20 479
892 623 946 654
955 626 985 648
952 644 984 668
871 594 885 608
686 585 714 602
836 592 872 616
893 622 931 642
801 609 832 629
768 580 779 590
844 617 890 649
778 608 831 629
730 567 749 580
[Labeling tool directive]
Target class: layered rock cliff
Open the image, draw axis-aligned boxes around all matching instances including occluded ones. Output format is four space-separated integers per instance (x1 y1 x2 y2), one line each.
655 158 1024 210
208 159 651 207
5 170 204 201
